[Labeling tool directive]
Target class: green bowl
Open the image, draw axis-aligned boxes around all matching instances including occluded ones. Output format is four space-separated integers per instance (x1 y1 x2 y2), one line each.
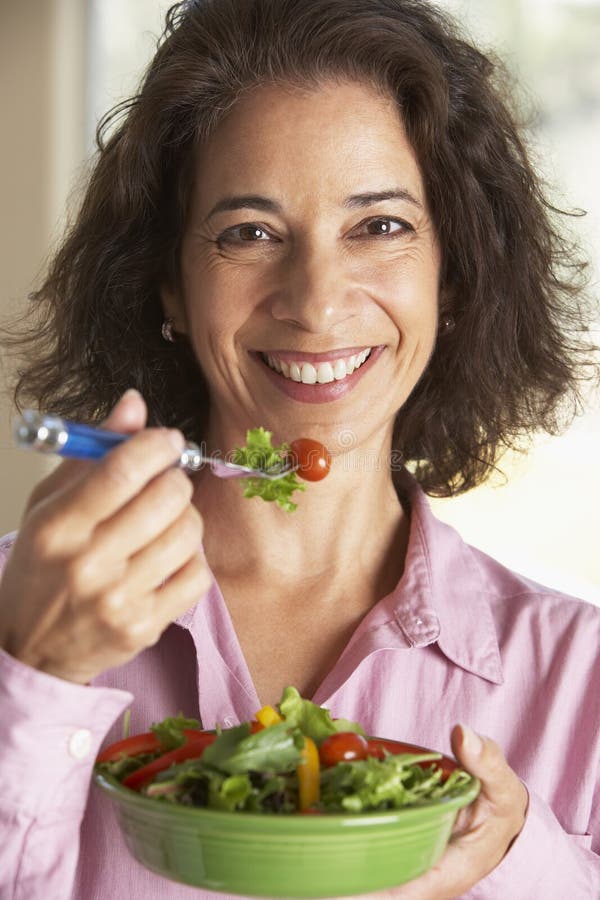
94 755 479 898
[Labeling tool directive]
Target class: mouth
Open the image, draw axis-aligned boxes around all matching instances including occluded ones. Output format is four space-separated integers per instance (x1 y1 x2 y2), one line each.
251 346 382 404
261 347 372 384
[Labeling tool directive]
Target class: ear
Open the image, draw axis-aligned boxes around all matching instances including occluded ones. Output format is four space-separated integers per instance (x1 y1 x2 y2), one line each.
160 284 189 336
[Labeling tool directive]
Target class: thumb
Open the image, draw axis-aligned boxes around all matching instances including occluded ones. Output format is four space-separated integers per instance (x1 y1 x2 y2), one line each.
102 388 147 434
451 724 511 797
21 390 148 518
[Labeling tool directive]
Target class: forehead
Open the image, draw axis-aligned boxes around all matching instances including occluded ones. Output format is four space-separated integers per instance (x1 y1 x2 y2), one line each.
191 80 425 207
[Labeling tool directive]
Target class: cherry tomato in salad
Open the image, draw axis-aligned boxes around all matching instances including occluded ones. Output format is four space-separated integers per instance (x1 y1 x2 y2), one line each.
288 438 331 481
318 732 369 767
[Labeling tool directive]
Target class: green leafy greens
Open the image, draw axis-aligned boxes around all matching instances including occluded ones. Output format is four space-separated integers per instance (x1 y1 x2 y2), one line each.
279 686 365 743
151 714 201 751
319 754 472 813
99 687 475 815
201 721 304 774
232 427 305 512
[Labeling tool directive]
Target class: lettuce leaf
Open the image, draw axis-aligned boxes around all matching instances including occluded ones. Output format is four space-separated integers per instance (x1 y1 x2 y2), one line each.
278 686 365 744
150 714 201 751
232 427 305 512
201 721 304 774
319 753 471 812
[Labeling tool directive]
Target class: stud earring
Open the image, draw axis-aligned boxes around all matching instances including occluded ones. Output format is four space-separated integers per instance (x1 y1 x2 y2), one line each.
161 317 176 343
439 314 455 334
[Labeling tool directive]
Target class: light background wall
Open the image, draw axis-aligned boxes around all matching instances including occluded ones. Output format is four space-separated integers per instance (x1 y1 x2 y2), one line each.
1 0 599 603
0 0 87 533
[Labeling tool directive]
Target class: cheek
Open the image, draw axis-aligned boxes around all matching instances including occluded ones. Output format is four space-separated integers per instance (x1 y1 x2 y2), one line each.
181 262 239 341
363 258 439 337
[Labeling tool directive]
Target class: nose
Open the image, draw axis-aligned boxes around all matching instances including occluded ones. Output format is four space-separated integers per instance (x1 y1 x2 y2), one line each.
268 241 360 333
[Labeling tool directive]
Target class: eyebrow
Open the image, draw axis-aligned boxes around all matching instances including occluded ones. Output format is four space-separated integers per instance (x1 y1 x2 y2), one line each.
206 195 283 218
205 188 422 219
343 189 422 210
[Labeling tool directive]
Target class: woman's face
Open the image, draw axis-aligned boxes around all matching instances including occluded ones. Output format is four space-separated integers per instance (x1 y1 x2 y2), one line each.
164 80 441 452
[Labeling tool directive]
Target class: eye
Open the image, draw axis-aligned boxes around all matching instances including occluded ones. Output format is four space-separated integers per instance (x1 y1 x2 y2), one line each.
356 217 414 237
217 223 275 245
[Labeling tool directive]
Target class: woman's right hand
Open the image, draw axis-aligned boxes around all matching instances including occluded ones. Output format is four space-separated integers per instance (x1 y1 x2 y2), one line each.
0 389 211 684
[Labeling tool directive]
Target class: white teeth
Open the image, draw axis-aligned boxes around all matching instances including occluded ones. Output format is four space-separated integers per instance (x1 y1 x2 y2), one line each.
264 348 372 383
301 363 317 384
317 362 335 383
333 359 347 380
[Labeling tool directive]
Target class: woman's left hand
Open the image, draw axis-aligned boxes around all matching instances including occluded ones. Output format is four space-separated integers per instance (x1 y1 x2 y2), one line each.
356 725 529 900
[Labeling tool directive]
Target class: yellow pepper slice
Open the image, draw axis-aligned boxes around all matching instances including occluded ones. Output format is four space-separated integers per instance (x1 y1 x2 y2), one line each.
255 705 283 727
297 736 320 811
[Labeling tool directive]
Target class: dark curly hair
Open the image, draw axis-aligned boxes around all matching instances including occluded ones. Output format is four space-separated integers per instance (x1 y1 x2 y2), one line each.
2 0 595 495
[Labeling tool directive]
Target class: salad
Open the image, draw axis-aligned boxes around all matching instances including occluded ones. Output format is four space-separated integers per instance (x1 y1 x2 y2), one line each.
96 687 473 814
232 428 331 512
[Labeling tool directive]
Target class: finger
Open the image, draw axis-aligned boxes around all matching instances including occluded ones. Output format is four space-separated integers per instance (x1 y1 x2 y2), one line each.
385 836 487 900
451 725 519 803
101 553 211 663
90 466 194 562
23 389 147 515
117 506 204 598
31 427 185 554
50 428 184 546
101 388 147 432
152 552 213 628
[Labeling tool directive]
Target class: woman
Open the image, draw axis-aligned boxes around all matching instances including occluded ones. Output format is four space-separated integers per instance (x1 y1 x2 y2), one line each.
0 0 598 897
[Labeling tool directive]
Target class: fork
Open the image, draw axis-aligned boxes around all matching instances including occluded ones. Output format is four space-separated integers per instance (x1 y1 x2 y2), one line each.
14 411 298 481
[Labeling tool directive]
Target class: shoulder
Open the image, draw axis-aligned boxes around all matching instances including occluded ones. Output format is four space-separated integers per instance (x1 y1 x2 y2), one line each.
468 541 600 645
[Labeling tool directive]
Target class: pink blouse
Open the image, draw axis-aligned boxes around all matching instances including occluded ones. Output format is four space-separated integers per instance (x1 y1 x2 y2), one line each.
0 473 598 899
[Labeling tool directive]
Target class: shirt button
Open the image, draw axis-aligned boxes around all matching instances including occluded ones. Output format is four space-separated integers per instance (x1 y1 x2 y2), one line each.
68 729 92 759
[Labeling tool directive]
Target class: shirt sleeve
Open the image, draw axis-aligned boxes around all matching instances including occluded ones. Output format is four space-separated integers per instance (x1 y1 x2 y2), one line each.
0 649 133 900
465 785 600 900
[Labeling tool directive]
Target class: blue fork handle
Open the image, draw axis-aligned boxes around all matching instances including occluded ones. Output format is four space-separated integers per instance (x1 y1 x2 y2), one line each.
13 411 201 470
14 412 295 480
54 420 126 459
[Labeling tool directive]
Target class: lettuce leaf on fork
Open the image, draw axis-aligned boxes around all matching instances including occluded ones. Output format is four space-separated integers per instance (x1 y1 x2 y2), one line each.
232 427 305 512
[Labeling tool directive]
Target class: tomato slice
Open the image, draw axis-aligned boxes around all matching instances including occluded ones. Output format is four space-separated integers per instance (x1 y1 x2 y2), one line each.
96 732 161 763
122 730 217 791
366 737 458 780
288 439 331 481
319 732 369 767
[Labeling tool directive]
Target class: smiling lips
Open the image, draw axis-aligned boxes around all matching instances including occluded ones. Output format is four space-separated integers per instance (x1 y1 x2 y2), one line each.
261 348 372 384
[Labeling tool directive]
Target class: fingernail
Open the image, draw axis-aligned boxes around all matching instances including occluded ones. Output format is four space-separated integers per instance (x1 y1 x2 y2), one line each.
461 724 483 756
122 388 141 401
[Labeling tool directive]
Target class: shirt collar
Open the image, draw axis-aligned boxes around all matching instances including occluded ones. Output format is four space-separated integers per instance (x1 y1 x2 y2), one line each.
176 471 504 687
391 470 504 684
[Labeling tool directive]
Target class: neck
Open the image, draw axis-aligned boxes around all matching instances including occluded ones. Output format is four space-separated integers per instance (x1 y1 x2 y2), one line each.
193 440 409 596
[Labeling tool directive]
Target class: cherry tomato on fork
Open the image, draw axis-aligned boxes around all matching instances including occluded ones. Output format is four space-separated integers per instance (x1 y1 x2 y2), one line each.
288 439 331 481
